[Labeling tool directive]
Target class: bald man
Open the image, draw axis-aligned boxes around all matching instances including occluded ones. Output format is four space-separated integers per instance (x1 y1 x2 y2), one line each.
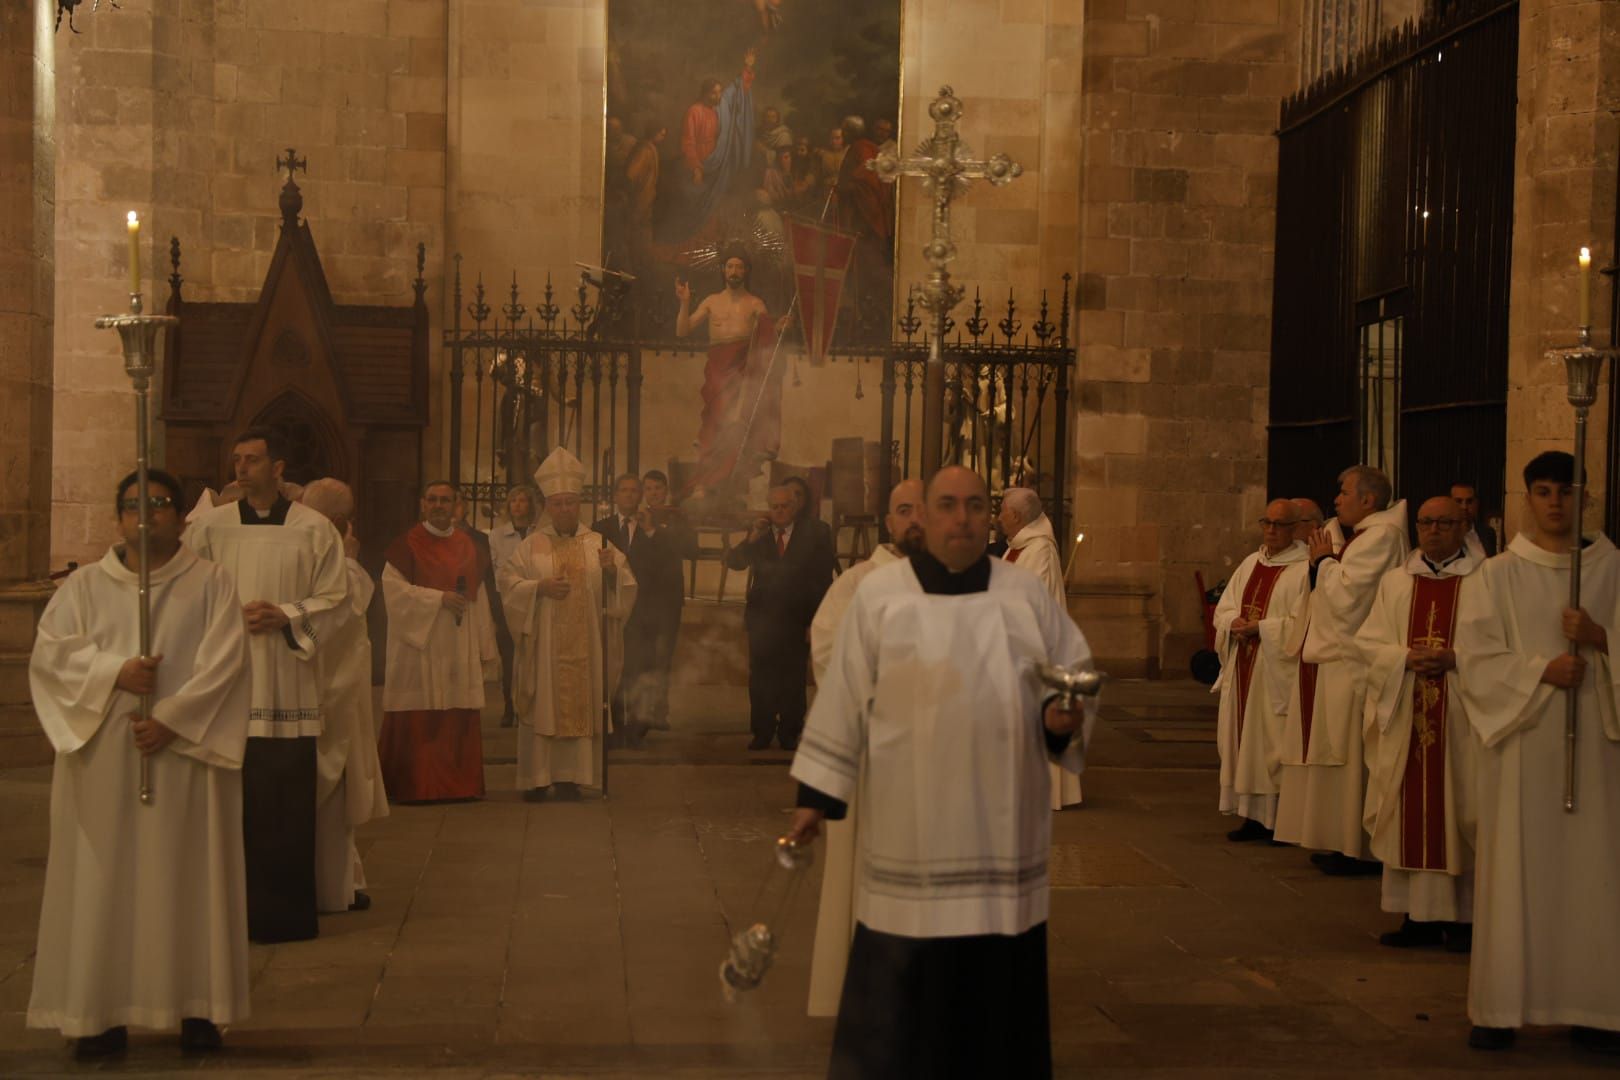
1355 495 1480 951
1212 499 1310 840
805 478 926 1017
788 466 1094 1077
1291 498 1325 545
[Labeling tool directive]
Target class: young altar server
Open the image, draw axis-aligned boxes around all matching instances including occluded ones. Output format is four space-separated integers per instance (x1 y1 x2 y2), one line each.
184 427 349 943
29 470 251 1058
999 486 1083 811
378 481 497 802
803 477 924 1018
1275 465 1408 874
1454 451 1620 1053
300 479 389 912
500 447 636 800
1212 498 1310 840
787 466 1094 1078
1355 496 1479 952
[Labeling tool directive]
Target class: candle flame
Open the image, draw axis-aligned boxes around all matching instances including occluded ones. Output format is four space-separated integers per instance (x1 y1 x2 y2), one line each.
128 211 138 226
1580 247 1592 265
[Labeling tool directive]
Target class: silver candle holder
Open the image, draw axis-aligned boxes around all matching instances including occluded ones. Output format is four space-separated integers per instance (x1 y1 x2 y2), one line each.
96 293 178 806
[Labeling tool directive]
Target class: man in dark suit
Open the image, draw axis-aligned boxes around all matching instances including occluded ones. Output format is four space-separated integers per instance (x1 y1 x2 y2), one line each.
728 483 834 750
594 473 658 747
636 470 694 731
1450 481 1497 558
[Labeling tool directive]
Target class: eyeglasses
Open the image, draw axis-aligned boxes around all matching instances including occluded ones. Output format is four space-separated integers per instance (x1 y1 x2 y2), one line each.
1414 517 1461 528
1257 518 1299 529
119 495 176 512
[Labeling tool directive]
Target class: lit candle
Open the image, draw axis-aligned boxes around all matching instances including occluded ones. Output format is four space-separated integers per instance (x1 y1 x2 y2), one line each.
127 211 141 296
1579 247 1592 329
1063 531 1085 582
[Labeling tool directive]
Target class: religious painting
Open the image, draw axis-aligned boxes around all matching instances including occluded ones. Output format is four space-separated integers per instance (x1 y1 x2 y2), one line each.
603 0 901 345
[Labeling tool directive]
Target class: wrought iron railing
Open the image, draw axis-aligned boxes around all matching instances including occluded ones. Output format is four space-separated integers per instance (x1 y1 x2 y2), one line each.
444 260 1076 549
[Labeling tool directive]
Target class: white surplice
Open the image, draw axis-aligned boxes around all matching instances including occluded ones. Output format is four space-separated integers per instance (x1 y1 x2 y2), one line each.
1006 515 1083 811
314 558 389 913
380 559 497 714
1357 549 1480 923
804 544 901 1017
1211 541 1310 829
184 499 349 737
792 557 1093 938
1454 533 1620 1030
1275 501 1409 856
498 525 636 790
27 546 252 1036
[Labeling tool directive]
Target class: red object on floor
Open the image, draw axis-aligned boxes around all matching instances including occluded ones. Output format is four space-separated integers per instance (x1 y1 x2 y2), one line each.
378 708 486 802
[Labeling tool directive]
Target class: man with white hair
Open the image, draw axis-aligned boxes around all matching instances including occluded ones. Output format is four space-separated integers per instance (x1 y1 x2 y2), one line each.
1276 465 1409 874
804 477 926 1017
999 487 1082 810
300 478 389 913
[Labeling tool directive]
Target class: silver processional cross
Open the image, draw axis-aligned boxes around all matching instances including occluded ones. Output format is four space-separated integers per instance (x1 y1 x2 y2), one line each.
870 85 1023 479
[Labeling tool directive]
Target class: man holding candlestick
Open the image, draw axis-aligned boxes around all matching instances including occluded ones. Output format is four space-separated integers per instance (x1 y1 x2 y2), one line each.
29 470 252 1056
1454 451 1620 1051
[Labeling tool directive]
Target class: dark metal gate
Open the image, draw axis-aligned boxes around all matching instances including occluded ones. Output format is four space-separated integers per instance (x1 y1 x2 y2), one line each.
1268 0 1518 518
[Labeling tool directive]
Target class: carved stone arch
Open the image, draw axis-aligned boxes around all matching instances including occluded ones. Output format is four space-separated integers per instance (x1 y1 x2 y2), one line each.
250 390 347 486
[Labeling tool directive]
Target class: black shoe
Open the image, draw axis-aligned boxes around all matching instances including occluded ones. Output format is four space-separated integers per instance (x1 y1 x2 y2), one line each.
74 1027 127 1060
1379 916 1446 949
777 735 799 752
554 782 581 801
1316 853 1382 877
347 891 372 912
1469 1026 1516 1051
180 1018 222 1053
522 786 549 803
1572 1026 1620 1054
747 737 772 751
1444 922 1472 953
1226 819 1273 843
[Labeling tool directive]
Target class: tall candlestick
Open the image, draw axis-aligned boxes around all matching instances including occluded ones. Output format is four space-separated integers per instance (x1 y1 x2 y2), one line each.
127 211 141 296
1579 247 1592 328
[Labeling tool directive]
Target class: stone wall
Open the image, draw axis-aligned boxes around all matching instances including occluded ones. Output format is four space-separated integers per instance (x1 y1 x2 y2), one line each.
0 0 58 768
1068 0 1298 674
1502 0 1620 540
50 0 447 568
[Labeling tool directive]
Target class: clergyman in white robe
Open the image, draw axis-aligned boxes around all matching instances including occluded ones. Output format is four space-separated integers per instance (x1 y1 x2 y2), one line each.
1005 510 1083 810
1456 532 1620 1034
315 556 390 912
28 545 251 1038
1212 536 1309 832
803 541 903 1018
1357 546 1479 929
184 493 349 942
499 523 636 792
1275 498 1409 858
792 547 1093 1075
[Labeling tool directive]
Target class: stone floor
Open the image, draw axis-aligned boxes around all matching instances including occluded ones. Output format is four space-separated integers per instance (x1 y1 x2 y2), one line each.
0 680 1613 1077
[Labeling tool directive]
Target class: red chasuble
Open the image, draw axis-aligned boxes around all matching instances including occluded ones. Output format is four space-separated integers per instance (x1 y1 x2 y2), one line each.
1399 574 1462 870
1231 562 1286 756
378 524 489 803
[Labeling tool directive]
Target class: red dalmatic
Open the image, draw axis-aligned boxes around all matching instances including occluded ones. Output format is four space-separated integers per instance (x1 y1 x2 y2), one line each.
1400 575 1462 871
1231 563 1286 758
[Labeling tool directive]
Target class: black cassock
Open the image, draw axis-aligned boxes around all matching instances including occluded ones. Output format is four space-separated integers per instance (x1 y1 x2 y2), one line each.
799 551 1065 1080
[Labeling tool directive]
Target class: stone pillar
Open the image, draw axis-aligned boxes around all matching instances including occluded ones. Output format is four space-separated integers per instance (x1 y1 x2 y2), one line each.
1502 0 1620 540
1068 0 1299 677
0 0 57 765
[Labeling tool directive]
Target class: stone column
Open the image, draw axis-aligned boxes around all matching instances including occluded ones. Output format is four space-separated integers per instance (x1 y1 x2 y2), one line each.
0 0 56 766
1502 0 1620 540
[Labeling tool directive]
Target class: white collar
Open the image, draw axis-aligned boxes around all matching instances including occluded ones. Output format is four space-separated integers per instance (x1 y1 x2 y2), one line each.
1404 546 1475 579
422 521 455 538
1009 514 1056 550
1257 540 1309 566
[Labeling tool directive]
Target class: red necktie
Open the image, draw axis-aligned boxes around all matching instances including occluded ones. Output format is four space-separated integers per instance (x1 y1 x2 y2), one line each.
776 529 787 557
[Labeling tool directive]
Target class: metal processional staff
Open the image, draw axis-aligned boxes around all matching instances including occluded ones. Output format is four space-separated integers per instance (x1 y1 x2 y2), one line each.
97 211 179 805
